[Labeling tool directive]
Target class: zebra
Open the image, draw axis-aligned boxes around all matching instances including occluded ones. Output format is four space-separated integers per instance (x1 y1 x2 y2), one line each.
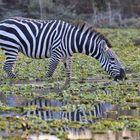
0 17 126 84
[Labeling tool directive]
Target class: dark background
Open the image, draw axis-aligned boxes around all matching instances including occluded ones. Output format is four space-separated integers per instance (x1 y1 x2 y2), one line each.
0 0 140 27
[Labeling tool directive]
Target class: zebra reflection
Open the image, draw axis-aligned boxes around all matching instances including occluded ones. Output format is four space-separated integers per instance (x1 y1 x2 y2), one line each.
23 96 112 129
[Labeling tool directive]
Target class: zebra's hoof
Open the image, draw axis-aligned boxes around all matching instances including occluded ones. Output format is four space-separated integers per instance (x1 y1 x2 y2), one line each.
61 81 70 89
8 73 16 78
46 77 53 83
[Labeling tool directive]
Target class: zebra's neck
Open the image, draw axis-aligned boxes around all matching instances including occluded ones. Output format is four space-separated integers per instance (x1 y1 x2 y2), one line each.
73 26 101 60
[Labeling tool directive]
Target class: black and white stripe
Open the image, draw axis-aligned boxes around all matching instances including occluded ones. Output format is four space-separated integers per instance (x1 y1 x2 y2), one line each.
23 97 111 132
0 17 125 82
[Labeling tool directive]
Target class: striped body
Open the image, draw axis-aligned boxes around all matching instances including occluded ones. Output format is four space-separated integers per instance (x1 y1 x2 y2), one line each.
0 17 125 83
0 18 74 58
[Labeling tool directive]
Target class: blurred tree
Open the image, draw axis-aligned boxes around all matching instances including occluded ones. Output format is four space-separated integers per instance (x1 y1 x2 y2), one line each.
0 0 139 27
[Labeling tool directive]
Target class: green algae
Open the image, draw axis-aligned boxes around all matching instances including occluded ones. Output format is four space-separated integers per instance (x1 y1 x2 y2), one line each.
0 28 140 139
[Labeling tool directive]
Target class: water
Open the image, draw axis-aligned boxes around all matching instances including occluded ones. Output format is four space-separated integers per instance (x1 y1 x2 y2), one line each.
0 93 23 117
22 97 140 140
0 82 140 140
23 97 111 120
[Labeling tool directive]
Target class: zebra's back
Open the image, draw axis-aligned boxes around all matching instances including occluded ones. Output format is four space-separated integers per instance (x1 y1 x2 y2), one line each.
0 17 71 59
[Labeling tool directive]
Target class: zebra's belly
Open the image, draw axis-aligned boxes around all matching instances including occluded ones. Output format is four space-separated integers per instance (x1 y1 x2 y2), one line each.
23 53 51 59
19 46 51 59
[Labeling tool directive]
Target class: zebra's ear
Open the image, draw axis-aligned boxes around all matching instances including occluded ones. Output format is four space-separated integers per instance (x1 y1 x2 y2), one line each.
102 40 109 51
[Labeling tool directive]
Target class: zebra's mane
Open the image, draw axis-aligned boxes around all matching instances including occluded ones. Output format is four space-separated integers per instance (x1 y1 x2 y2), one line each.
11 17 46 23
76 22 112 48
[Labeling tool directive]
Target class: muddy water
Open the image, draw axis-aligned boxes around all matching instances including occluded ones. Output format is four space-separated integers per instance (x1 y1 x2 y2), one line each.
0 82 140 140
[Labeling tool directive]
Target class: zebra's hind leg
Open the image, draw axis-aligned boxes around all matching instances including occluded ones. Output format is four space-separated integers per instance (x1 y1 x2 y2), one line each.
3 62 16 78
63 58 72 87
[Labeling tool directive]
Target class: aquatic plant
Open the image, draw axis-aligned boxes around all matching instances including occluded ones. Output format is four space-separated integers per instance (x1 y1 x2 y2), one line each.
0 28 140 139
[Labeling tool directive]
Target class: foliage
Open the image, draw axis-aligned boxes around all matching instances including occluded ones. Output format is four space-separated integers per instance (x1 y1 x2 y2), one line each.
0 28 140 139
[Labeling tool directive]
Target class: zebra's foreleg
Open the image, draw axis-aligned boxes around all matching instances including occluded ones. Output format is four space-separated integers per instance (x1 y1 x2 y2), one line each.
46 55 60 79
63 58 72 86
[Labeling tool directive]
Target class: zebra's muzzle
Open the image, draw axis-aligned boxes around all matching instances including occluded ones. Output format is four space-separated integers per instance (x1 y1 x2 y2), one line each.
114 68 126 81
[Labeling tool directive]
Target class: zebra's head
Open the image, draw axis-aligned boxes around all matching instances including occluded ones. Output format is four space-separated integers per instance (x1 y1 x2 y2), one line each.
98 41 126 81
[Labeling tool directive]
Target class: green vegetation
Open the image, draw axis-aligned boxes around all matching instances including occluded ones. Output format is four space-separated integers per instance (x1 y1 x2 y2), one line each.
0 28 140 139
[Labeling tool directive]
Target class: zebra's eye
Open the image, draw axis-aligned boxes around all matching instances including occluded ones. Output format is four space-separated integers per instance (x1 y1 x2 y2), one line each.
110 58 115 61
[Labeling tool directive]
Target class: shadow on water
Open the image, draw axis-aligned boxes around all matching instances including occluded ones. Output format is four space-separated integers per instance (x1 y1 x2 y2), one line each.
0 83 140 140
